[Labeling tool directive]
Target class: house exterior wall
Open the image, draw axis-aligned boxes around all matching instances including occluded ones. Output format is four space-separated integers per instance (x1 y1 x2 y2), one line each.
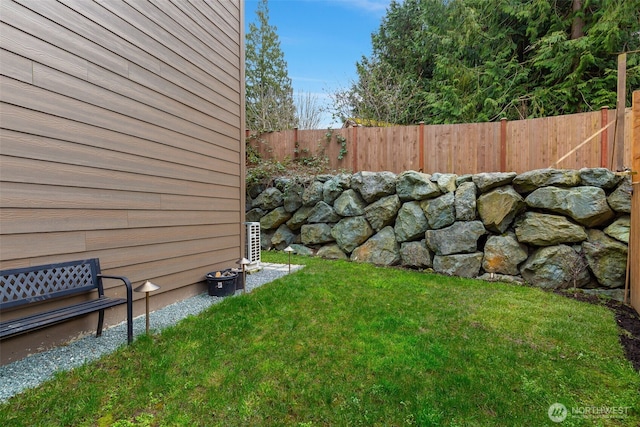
0 0 245 364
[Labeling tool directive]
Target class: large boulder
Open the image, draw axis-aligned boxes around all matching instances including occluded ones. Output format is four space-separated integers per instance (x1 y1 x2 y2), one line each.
286 206 313 230
421 192 455 229
317 244 349 260
302 180 324 206
582 229 628 289
604 216 630 244
477 273 524 284
289 244 314 256
315 174 334 182
607 177 632 213
524 186 614 227
394 201 429 242
301 223 334 245
514 212 587 246
253 187 283 210
426 221 486 256
512 168 581 193
477 186 525 233
271 224 296 250
246 207 266 223
455 181 477 221
260 229 275 250
307 201 341 223
247 182 266 199
395 170 441 201
579 168 621 189
520 245 591 289
364 195 401 232
434 173 458 193
333 189 367 217
283 182 304 213
351 226 400 266
260 207 292 230
400 240 432 268
351 171 397 203
482 233 528 275
332 216 374 253
456 175 473 185
472 172 517 193
273 177 293 192
433 253 484 278
323 174 351 205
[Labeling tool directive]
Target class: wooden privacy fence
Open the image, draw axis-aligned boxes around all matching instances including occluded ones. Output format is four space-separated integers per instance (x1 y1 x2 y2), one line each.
248 108 633 175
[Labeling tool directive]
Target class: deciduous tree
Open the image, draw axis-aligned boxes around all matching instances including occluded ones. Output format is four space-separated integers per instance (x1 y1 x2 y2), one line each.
295 91 324 130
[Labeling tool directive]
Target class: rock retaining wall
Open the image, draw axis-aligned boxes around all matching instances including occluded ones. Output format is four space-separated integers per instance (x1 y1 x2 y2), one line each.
246 168 632 300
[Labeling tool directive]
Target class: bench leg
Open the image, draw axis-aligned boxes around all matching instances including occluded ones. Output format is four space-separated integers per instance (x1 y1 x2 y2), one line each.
97 309 105 337
126 296 133 344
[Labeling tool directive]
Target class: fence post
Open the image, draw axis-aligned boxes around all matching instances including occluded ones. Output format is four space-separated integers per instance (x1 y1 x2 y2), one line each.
600 107 608 168
293 127 299 160
500 118 507 172
419 121 425 172
351 126 358 172
615 53 626 171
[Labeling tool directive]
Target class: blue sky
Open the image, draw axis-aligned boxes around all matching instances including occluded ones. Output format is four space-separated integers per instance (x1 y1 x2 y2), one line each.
244 0 392 127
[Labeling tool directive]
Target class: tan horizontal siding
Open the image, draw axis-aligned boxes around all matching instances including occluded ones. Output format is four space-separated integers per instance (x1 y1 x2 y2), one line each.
189 0 240 52
150 0 239 65
1 211 239 235
113 0 239 87
0 47 33 83
116 247 241 287
97 0 239 97
2 1 128 75
2 129 240 181
2 105 238 170
85 224 239 251
0 0 244 362
4 0 241 128
0 155 239 196
2 77 240 161
0 183 163 210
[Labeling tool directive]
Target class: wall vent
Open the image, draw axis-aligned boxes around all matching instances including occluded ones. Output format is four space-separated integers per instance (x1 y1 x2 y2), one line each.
245 222 261 269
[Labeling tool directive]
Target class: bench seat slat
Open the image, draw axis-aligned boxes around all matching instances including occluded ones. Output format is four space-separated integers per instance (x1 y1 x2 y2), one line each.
0 296 126 339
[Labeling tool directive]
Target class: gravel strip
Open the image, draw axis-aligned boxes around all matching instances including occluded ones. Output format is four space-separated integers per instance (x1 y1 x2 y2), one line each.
0 263 303 403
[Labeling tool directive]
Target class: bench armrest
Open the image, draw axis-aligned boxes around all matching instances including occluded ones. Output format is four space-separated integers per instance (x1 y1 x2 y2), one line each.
98 274 133 344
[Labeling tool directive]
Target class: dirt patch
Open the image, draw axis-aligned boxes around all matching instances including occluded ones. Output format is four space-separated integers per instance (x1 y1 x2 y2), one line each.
554 290 640 371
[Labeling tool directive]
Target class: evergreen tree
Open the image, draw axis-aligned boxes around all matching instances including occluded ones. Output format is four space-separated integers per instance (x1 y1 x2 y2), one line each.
339 0 640 125
245 0 296 131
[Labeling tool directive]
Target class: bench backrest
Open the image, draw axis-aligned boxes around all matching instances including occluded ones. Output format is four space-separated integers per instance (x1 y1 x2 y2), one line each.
0 259 103 310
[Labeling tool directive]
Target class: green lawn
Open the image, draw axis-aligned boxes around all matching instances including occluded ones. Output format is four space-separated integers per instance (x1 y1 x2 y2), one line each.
1 252 638 426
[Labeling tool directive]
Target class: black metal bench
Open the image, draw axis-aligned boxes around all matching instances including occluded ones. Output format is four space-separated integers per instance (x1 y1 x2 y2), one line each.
0 258 133 344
